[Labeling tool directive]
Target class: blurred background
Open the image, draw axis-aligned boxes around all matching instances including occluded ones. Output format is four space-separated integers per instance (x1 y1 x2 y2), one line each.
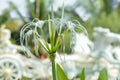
0 0 120 42
0 0 120 80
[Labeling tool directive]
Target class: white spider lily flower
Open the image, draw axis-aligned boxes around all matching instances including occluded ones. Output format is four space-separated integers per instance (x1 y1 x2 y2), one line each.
20 18 87 58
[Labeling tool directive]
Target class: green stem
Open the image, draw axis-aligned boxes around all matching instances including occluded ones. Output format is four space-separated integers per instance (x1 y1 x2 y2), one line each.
50 54 57 80
52 59 56 80
36 0 40 18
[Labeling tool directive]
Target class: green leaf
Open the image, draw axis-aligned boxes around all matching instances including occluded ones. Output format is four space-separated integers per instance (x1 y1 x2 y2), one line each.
26 0 36 18
98 68 108 80
57 63 69 80
54 36 61 51
9 1 26 23
17 76 28 80
116 77 118 80
23 77 28 80
80 68 85 80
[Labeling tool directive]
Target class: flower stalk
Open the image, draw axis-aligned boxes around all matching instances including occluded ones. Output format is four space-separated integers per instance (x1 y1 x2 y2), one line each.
50 54 56 80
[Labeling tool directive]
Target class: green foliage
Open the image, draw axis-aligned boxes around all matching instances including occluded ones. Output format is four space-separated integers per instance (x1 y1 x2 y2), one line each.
0 9 10 25
98 68 108 80
80 68 85 80
8 0 49 22
80 68 109 80
26 0 48 20
57 63 69 80
84 10 120 39
116 78 118 80
18 76 28 80
4 20 20 32
102 0 113 14
19 68 111 80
